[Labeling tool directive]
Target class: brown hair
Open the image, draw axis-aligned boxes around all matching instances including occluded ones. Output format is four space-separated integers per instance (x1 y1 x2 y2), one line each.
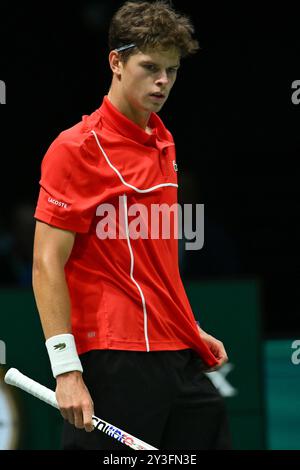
108 0 199 61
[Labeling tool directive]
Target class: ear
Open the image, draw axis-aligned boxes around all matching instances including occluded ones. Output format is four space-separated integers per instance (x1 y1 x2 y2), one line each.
108 51 123 76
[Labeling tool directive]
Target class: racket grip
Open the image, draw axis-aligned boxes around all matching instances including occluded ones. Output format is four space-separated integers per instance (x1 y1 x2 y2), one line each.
4 368 59 410
5 367 158 450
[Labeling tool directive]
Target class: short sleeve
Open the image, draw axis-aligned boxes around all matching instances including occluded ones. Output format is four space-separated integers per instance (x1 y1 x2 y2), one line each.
34 135 101 233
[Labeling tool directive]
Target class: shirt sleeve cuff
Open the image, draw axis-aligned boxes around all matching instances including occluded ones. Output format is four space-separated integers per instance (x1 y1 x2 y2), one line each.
34 208 90 233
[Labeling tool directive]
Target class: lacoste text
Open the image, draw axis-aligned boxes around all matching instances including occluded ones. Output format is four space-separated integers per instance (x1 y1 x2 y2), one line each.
48 197 68 209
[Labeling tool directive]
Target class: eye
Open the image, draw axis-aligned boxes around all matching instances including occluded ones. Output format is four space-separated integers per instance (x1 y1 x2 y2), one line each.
143 64 158 72
167 68 178 75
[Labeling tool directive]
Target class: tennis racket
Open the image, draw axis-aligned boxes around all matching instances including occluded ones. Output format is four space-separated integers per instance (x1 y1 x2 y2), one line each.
4 368 157 450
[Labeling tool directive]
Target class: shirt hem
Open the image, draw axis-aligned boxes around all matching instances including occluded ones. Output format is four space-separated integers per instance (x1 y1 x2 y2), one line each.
76 339 193 355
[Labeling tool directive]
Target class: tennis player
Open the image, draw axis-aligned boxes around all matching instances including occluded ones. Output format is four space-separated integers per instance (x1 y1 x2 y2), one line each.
32 0 231 450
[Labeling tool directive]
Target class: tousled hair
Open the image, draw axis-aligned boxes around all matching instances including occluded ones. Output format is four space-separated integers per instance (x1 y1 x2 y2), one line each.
109 0 199 61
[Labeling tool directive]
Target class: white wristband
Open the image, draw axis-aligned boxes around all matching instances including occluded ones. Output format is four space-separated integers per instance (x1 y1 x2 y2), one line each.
45 334 83 378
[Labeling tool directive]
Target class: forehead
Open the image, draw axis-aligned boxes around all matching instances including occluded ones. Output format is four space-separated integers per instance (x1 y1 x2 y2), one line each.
130 48 180 65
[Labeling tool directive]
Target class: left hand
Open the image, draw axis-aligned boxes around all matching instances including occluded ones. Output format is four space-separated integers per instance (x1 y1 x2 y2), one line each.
197 325 228 372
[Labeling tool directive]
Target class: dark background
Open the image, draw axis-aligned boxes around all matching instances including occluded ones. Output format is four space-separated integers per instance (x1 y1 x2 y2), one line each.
0 1 299 338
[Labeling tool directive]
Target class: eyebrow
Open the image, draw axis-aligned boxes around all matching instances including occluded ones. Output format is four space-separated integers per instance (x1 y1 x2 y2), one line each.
140 60 180 68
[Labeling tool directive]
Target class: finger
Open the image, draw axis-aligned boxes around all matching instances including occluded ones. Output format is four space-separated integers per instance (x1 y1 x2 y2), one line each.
60 408 68 421
73 407 85 429
220 352 228 364
215 345 228 363
83 403 94 432
216 353 228 364
67 409 76 426
206 359 225 372
61 407 75 426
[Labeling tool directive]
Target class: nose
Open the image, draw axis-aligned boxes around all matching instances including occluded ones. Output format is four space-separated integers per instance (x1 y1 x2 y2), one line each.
156 70 169 86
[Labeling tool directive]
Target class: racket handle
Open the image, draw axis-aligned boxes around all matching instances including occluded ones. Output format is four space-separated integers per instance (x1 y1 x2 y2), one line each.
5 367 158 450
5 367 59 409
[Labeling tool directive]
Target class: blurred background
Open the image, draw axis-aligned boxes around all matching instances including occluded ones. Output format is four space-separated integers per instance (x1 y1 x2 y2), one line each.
0 0 299 450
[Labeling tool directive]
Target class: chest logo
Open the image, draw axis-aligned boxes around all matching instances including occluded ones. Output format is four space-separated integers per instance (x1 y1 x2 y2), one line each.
172 160 178 172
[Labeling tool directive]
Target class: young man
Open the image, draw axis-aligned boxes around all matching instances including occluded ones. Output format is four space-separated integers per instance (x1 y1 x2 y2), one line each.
33 0 231 450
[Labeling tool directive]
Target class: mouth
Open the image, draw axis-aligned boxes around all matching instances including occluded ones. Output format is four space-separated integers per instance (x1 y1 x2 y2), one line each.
149 92 166 101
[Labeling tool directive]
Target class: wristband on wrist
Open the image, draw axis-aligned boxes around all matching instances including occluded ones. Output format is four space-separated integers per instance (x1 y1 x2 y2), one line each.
45 333 83 378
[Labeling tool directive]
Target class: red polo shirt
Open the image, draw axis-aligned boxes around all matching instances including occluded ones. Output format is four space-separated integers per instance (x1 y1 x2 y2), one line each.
34 96 218 368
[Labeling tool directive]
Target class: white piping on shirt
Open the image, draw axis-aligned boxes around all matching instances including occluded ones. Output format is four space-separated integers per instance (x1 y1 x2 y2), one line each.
122 194 150 352
92 129 178 352
91 130 178 193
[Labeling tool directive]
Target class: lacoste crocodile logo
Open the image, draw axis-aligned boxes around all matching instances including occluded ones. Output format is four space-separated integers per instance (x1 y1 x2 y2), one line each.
53 343 66 351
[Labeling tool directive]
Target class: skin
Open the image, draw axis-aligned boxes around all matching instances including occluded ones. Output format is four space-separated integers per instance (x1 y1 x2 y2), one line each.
32 46 227 433
32 223 94 431
107 47 181 130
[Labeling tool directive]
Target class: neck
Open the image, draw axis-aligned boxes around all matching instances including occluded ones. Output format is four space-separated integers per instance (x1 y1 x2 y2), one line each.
107 87 151 131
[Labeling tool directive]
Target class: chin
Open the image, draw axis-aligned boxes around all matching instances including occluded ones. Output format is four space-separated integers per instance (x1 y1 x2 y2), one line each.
144 97 165 113
150 102 164 112
154 104 164 113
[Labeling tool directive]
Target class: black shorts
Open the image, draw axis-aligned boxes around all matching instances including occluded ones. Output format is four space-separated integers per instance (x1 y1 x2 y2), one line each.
62 349 231 450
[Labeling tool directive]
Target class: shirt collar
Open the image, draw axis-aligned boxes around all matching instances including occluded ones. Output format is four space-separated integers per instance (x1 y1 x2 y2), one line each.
98 96 172 148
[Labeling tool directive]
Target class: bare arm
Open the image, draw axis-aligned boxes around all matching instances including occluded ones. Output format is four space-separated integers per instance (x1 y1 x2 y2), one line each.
32 220 94 432
32 220 75 338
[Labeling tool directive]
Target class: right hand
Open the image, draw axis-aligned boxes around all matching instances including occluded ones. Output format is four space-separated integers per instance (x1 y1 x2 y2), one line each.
55 370 94 432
